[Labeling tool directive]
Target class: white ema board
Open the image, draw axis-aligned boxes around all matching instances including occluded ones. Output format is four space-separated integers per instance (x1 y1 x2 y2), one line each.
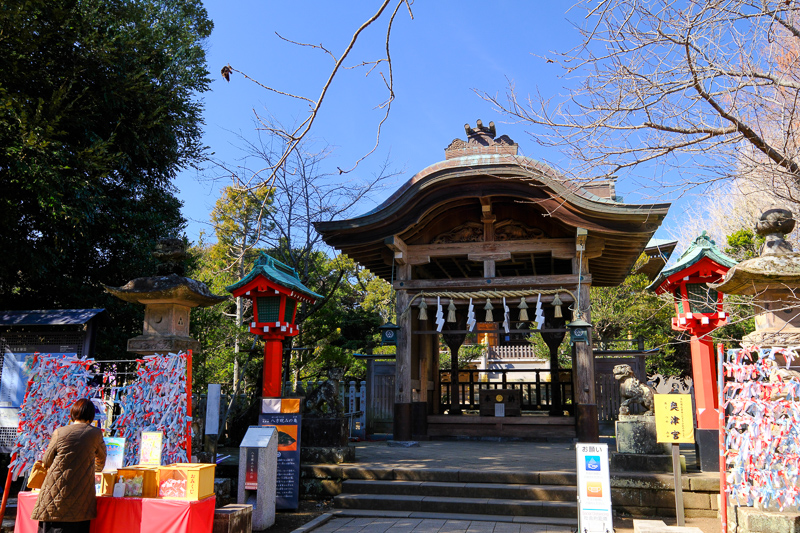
576 442 613 533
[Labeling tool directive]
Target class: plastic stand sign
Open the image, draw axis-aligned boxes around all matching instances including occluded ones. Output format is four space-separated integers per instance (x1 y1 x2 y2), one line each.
576 443 613 533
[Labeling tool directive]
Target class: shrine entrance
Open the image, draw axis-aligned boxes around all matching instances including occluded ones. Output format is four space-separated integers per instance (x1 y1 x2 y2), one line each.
316 120 669 442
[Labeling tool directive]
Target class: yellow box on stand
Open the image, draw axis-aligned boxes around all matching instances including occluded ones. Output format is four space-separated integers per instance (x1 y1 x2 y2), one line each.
116 465 159 498
157 463 215 500
95 471 116 496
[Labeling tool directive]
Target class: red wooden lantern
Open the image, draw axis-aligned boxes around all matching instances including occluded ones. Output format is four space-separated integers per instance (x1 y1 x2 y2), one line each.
648 232 737 471
227 253 321 397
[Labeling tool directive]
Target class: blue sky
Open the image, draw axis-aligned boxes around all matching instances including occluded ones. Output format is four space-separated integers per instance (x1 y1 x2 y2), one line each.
177 1 688 244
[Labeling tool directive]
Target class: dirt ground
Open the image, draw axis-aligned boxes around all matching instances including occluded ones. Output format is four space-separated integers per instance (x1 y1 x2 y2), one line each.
255 500 333 533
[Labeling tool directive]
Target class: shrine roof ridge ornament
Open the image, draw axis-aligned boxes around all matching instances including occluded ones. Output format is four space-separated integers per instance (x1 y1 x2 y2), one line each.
225 252 322 300
444 119 518 159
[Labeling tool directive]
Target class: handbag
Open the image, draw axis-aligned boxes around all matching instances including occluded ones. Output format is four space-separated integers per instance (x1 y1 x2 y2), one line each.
27 461 47 490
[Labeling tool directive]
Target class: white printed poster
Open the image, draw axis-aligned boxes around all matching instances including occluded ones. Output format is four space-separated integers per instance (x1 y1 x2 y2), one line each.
576 442 613 533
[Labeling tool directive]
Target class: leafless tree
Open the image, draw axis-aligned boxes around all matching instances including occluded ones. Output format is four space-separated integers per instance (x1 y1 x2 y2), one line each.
220 0 413 192
482 0 800 202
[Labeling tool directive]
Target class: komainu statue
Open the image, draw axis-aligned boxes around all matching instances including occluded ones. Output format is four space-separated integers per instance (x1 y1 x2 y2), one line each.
614 364 656 416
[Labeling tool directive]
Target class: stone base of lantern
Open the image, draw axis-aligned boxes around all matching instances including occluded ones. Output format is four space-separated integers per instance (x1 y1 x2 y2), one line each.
695 428 719 472
127 334 200 355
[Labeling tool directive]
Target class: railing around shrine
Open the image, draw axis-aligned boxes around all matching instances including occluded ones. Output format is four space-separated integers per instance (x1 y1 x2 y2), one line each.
439 368 574 414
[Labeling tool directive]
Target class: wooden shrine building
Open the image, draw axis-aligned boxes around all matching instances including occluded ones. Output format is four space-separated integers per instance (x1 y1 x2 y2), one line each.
315 121 670 442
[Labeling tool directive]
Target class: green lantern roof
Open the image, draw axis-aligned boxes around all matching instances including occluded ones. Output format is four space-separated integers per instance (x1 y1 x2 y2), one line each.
226 252 323 300
646 231 738 291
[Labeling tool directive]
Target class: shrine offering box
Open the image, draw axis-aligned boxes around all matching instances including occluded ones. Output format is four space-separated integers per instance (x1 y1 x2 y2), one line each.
95 471 116 496
157 463 215 500
116 465 159 498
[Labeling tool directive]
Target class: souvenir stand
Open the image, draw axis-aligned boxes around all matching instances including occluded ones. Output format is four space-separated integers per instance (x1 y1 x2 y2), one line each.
7 351 215 533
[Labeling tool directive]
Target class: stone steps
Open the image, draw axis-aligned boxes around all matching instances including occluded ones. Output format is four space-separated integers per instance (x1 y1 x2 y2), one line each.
342 479 577 501
334 493 578 518
332 469 579 525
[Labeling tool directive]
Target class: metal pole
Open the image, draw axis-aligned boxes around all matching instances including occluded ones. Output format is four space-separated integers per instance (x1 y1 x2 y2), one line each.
718 343 727 533
0 453 15 521
673 443 685 527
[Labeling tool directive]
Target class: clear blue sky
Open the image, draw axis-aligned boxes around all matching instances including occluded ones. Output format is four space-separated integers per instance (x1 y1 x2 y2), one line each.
176 2 687 244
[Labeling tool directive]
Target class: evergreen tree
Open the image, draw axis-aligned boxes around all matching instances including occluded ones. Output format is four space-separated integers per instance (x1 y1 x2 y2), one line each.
0 0 213 357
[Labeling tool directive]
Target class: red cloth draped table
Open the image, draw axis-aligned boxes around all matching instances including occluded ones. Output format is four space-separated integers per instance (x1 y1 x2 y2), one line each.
15 492 215 533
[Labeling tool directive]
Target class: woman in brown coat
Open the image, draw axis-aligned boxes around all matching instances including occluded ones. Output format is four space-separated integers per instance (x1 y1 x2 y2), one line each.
31 398 107 533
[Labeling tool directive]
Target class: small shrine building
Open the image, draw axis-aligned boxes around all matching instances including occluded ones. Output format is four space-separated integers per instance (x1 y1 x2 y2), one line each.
315 121 670 442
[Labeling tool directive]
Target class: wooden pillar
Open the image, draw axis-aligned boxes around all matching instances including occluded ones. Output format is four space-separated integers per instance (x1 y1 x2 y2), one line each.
442 313 468 415
541 307 567 416
573 228 599 442
393 263 413 441
432 334 441 414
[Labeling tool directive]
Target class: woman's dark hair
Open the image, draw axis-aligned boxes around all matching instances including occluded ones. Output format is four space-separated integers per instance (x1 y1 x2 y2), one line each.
70 399 96 423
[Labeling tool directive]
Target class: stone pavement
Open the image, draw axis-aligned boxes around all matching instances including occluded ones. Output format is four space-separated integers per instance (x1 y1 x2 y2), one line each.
293 514 722 533
348 440 578 472
347 439 698 473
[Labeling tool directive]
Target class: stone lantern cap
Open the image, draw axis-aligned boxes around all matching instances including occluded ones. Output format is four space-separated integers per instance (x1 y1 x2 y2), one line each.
103 274 227 307
710 208 800 296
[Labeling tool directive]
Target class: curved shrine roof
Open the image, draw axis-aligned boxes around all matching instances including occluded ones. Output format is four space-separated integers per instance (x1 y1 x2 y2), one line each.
315 123 670 287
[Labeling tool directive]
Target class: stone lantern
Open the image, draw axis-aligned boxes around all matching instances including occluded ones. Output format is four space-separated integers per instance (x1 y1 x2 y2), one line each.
226 253 321 398
711 208 800 365
104 238 227 355
648 231 737 471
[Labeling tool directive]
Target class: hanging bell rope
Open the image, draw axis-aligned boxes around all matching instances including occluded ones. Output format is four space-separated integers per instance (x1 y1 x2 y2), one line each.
447 299 457 322
552 293 563 318
399 288 577 319
518 297 529 322
483 298 494 323
417 299 428 321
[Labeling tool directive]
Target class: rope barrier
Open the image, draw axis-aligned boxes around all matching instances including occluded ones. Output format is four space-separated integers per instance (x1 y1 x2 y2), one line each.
400 288 576 317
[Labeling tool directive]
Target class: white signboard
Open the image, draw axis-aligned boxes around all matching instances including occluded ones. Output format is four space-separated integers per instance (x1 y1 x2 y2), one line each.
576 442 613 533
205 384 221 435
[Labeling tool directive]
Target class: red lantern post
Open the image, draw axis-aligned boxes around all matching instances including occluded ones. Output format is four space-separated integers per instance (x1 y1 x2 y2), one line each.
648 232 737 471
227 254 321 398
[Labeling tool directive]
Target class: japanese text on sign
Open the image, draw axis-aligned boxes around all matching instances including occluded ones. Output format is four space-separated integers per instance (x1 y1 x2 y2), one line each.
654 394 694 444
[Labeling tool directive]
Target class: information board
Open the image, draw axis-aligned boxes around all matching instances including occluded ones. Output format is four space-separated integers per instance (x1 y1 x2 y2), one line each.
576 442 613 533
259 398 301 510
654 394 695 444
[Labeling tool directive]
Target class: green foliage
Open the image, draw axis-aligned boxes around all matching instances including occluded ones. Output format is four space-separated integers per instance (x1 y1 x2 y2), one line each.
725 228 765 261
188 186 275 395
290 256 387 381
0 0 212 358
591 257 685 375
440 344 484 370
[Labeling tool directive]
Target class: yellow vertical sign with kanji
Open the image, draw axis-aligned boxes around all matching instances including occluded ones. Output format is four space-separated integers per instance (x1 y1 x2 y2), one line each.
654 394 695 444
